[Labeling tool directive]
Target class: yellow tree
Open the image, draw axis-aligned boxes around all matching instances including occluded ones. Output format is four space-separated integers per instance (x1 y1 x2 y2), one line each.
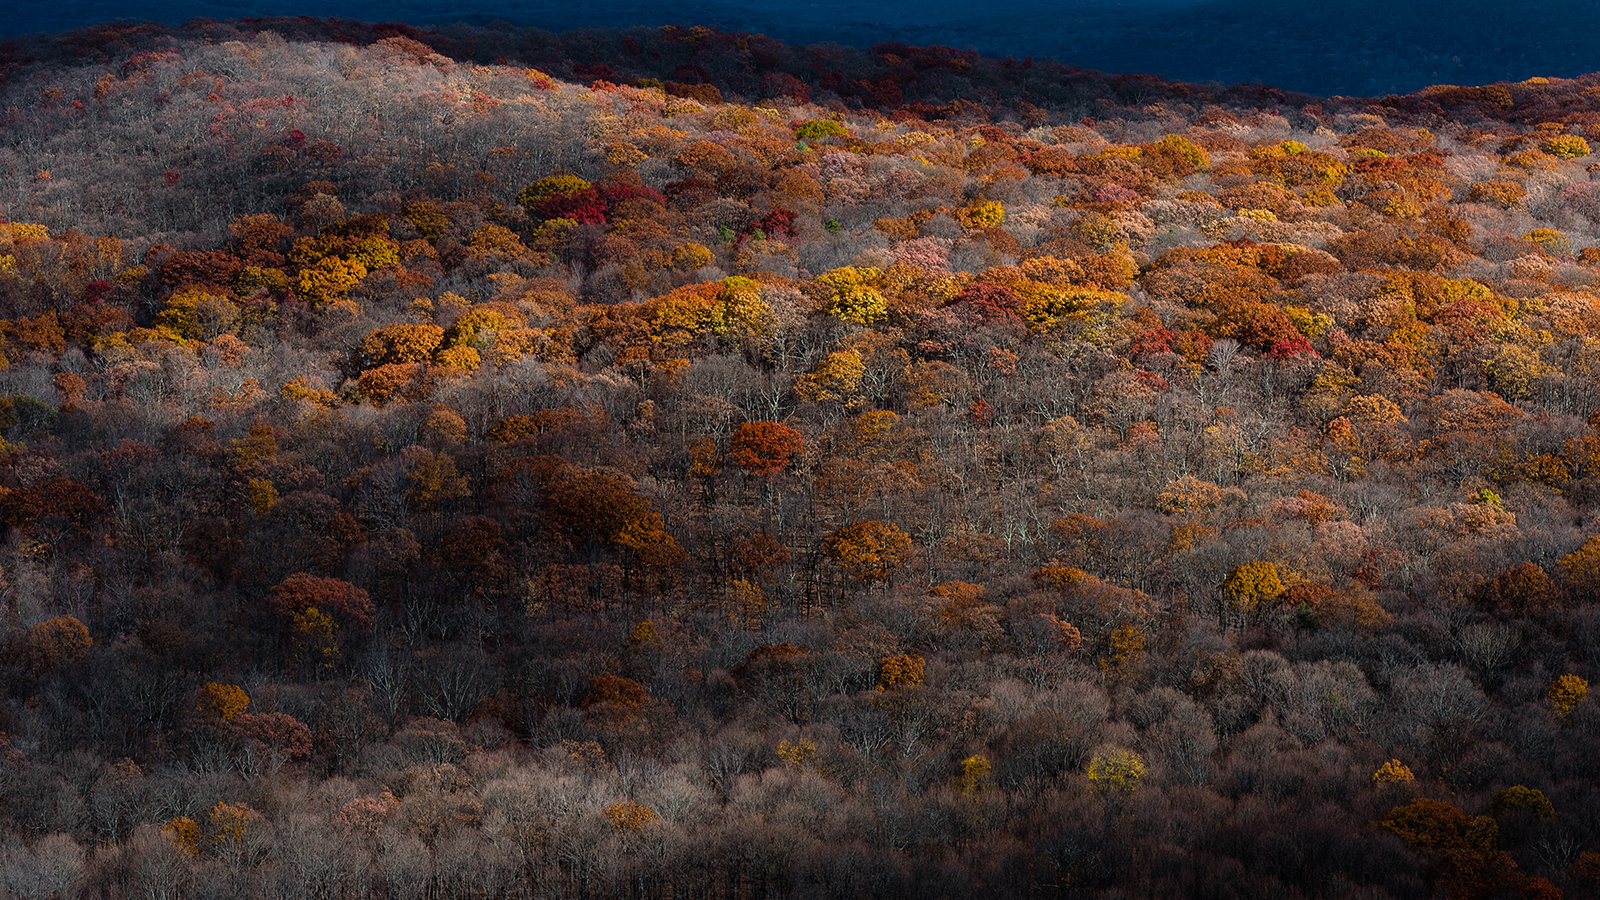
796 349 866 407
1548 674 1588 717
156 287 240 342
604 801 659 832
669 242 713 270
1542 135 1591 158
196 683 249 723
826 520 912 584
816 267 888 324
1086 747 1145 794
1482 345 1546 400
1372 759 1415 784
360 323 445 367
1223 561 1285 625
1099 623 1146 681
877 653 925 690
956 755 993 799
406 447 469 513
444 306 519 350
1491 786 1554 819
291 607 340 673
230 423 278 470
1558 535 1600 597
209 802 256 850
162 817 202 855
295 256 367 305
776 738 817 768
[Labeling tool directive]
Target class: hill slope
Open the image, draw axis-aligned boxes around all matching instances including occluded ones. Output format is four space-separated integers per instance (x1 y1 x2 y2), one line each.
0 20 1598 900
8 0 1600 94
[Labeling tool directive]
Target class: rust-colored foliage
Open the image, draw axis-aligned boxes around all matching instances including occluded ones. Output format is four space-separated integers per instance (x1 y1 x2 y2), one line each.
25 615 92 671
1377 797 1560 900
1479 563 1556 617
877 653 925 690
0 477 98 537
735 642 813 686
159 250 243 288
728 531 790 575
485 408 601 443
233 712 313 760
728 421 804 476
196 683 250 723
1379 798 1499 855
268 573 374 626
584 673 650 710
541 471 651 547
231 214 293 266
360 323 445 367
357 362 429 404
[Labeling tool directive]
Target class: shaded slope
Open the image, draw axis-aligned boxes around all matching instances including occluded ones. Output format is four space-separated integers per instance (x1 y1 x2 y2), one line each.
9 0 1600 96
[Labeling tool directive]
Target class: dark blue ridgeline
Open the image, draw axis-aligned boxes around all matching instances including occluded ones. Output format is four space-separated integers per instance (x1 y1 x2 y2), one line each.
5 0 1597 97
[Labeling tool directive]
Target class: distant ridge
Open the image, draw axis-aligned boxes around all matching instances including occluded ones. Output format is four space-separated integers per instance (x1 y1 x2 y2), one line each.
6 0 1600 95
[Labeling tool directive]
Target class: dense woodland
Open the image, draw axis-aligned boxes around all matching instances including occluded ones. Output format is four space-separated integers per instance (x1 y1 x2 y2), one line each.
3 17 1600 900
12 0 1600 97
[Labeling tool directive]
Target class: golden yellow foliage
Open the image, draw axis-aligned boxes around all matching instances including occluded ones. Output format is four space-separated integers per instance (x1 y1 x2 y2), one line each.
796 348 866 406
1549 674 1588 717
956 754 993 798
163 817 202 855
1372 759 1415 784
777 738 817 768
291 607 339 670
25 615 92 671
1086 748 1145 794
209 802 255 847
196 682 250 722
1492 785 1554 818
1100 623 1146 679
1541 134 1590 159
246 477 278 514
1223 561 1285 611
296 255 367 304
817 267 888 324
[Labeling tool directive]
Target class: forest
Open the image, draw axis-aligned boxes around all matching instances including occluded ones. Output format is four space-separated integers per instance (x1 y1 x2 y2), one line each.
0 15 1599 900
12 0 1600 97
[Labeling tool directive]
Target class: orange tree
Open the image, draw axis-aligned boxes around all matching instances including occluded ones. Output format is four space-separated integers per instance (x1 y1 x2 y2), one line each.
729 421 804 477
267 573 374 627
825 520 913 584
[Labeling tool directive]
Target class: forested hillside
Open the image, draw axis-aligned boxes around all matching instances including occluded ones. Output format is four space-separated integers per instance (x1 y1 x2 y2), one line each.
1 18 1600 900
9 0 1600 95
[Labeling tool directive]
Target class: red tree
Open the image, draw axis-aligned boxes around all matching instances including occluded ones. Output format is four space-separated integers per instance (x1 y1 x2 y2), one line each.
729 422 805 477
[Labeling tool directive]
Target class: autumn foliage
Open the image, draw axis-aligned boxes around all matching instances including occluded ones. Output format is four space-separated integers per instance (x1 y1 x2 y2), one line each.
24 615 92 671
729 421 804 476
267 573 374 626
0 18 1598 900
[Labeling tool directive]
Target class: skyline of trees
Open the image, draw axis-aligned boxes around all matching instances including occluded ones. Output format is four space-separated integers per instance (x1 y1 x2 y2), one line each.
0 17 1599 899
